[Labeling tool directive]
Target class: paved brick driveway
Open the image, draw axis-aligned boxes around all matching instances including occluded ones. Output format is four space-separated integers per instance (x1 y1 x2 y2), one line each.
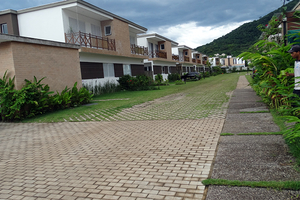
0 76 243 199
0 120 223 200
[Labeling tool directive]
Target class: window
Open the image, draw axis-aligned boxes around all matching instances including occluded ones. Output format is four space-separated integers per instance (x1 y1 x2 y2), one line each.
1 23 8 34
123 64 131 76
160 44 165 50
91 24 101 36
105 25 111 36
184 51 188 56
103 63 115 77
130 35 136 45
69 17 85 33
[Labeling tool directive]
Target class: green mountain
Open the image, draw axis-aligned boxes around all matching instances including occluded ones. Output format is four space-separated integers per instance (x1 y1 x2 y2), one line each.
195 0 299 57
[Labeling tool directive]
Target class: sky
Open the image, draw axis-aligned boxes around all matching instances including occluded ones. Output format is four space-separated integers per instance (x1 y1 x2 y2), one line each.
0 0 288 48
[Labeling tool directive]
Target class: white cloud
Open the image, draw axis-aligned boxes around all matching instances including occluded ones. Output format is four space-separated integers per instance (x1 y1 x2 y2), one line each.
149 20 251 49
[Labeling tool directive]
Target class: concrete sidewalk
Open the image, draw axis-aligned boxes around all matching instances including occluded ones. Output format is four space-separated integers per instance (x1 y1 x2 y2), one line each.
205 76 300 200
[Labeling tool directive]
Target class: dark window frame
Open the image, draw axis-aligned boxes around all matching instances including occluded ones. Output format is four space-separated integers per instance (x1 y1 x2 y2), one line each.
0 23 8 34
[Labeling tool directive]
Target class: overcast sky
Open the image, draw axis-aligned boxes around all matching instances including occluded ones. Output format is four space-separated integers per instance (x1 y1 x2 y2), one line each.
0 0 287 48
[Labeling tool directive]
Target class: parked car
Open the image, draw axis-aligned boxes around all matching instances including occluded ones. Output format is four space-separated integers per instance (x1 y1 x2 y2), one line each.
181 72 202 81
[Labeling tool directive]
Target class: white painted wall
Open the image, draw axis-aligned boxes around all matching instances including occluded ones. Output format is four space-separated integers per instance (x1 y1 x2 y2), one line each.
172 47 179 55
18 4 75 42
17 3 105 43
82 77 119 89
137 37 148 47
209 58 215 66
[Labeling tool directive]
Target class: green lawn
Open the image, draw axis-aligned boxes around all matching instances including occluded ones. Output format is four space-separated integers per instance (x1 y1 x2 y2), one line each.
23 73 245 123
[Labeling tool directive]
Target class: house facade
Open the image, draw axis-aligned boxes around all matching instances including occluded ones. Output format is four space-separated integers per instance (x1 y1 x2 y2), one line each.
172 45 205 74
137 33 179 80
0 34 82 91
0 0 150 89
219 56 246 71
0 0 213 90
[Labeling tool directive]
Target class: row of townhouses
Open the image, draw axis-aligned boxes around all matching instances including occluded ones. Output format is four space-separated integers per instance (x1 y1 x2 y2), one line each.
209 56 246 71
0 0 242 92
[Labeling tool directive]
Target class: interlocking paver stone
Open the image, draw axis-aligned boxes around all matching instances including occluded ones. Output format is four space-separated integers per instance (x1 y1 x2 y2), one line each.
0 118 223 199
0 75 241 199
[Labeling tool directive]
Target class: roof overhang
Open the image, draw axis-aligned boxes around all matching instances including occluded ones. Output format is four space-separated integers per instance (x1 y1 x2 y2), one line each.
176 45 193 50
16 0 147 31
62 3 113 21
0 9 18 15
129 24 147 34
138 33 178 45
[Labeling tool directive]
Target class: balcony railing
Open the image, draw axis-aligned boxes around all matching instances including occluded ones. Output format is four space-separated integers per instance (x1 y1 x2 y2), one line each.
65 31 116 51
184 56 190 62
131 44 148 56
203 61 207 65
172 54 179 61
197 60 201 64
192 58 196 63
149 50 167 59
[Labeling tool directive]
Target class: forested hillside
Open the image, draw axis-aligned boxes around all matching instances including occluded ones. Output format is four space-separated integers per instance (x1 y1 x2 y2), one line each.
195 0 299 56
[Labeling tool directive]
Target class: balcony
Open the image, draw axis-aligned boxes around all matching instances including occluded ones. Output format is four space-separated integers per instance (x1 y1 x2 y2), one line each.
184 56 190 62
172 54 179 61
149 50 167 59
197 60 201 64
65 32 116 51
131 44 148 56
192 58 196 63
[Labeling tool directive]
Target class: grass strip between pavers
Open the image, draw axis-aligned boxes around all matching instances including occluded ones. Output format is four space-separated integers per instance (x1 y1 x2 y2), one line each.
237 132 283 135
220 132 282 136
240 111 270 113
202 179 300 190
220 133 235 136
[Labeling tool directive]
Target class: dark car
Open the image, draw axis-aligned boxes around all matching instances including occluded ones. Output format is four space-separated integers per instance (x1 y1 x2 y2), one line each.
181 72 202 81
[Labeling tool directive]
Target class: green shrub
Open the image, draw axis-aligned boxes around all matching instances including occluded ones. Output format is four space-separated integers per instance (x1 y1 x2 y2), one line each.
118 74 154 91
155 74 163 84
203 72 210 78
117 74 132 90
175 80 185 85
0 72 93 121
232 67 237 73
168 73 180 82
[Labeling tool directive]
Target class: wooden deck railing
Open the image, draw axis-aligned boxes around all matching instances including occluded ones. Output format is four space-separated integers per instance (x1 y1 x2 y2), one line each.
192 58 196 63
65 32 116 51
149 50 167 59
184 56 190 62
172 54 179 61
197 60 201 64
131 44 148 56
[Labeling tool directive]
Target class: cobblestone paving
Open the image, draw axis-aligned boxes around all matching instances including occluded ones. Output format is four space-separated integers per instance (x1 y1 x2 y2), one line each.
0 76 242 199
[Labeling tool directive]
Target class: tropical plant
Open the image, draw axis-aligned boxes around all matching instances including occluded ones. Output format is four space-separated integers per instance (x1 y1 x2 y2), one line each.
155 74 163 84
0 72 93 121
